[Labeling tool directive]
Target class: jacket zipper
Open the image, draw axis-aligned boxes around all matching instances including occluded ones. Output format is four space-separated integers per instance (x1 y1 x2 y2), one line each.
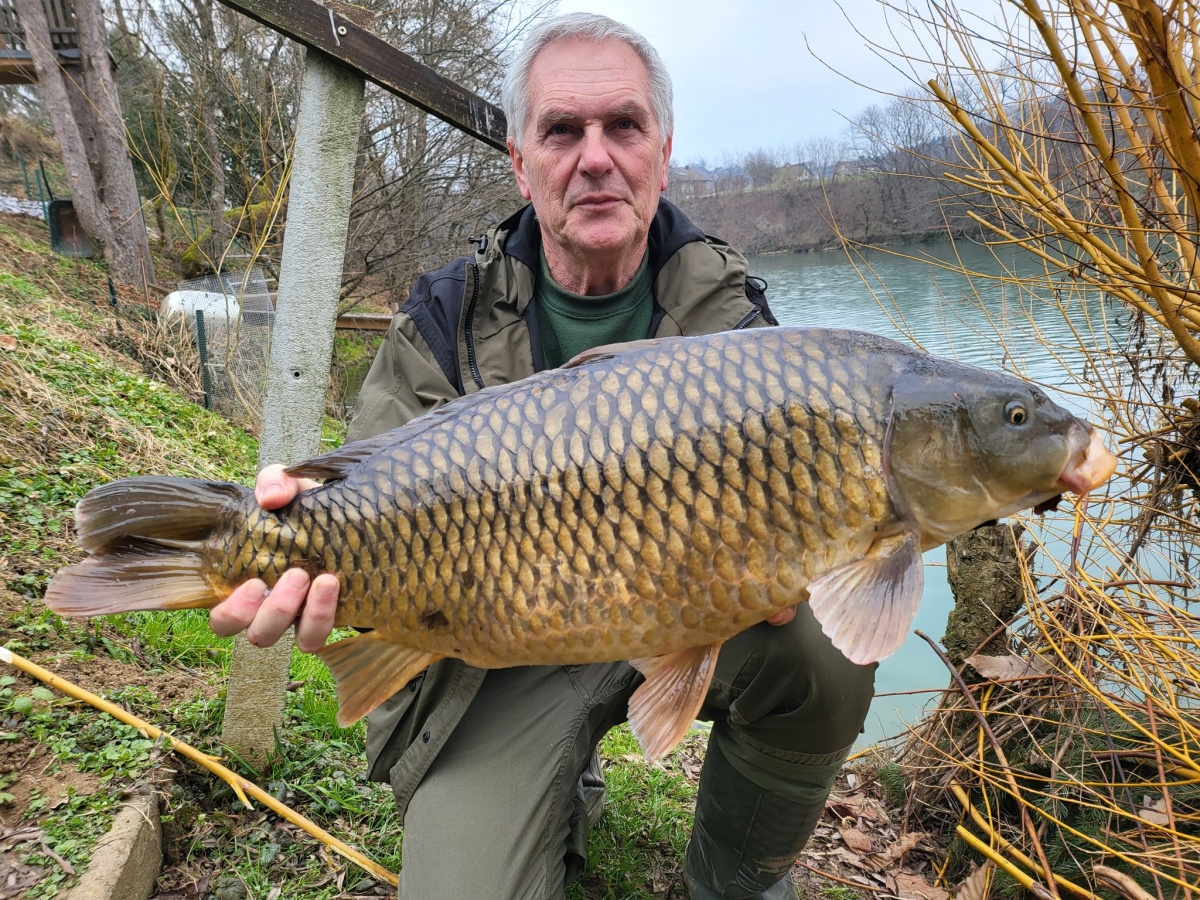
464 263 485 389
733 308 761 329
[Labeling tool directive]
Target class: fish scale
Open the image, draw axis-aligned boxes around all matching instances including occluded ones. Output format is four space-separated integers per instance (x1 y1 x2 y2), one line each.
45 327 1117 759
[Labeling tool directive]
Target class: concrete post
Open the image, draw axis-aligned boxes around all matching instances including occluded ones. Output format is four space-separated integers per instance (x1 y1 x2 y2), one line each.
221 50 366 763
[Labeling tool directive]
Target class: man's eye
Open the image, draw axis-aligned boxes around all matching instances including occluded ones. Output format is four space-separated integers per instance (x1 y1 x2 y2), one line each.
615 119 635 130
549 124 571 136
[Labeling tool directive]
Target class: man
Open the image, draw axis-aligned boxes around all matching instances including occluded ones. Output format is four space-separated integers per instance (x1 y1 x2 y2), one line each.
210 14 875 900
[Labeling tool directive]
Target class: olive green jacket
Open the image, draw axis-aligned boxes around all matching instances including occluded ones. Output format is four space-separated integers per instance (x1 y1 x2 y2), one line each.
346 199 775 817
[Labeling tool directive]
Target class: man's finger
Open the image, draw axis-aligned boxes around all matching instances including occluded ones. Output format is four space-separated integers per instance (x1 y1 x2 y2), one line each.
244 569 311 648
209 579 269 637
294 574 340 653
255 464 295 509
255 465 322 510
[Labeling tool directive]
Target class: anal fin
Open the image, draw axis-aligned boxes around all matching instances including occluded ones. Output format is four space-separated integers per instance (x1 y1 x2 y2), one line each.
628 643 721 761
315 632 443 727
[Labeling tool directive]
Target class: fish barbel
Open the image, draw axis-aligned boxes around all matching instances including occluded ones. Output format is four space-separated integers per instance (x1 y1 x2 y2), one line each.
44 327 1116 758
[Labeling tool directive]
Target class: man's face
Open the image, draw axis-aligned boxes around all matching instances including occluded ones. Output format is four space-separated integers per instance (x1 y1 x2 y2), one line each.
509 37 672 285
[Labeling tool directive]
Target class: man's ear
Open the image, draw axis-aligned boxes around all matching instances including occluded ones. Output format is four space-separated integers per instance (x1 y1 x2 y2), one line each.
659 133 673 192
509 137 533 201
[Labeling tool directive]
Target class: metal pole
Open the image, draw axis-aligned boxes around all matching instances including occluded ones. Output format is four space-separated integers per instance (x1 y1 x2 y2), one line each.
195 310 212 411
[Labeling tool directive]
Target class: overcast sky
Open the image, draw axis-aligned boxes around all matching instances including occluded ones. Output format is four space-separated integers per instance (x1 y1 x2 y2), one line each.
552 0 989 166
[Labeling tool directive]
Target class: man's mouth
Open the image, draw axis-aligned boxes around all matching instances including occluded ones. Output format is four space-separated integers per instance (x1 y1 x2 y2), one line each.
572 194 623 209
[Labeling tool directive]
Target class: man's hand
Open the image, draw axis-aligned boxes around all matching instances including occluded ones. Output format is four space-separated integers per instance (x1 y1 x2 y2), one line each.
208 464 341 653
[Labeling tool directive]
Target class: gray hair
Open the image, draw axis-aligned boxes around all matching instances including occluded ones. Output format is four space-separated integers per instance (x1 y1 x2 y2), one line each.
502 12 674 150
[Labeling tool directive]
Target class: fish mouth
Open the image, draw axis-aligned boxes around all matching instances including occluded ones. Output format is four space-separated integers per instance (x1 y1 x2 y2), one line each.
1056 426 1118 496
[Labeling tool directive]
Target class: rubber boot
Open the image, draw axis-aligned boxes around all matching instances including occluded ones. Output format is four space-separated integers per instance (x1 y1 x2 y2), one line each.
682 737 826 900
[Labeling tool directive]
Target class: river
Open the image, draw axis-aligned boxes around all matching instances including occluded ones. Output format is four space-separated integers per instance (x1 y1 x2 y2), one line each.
751 239 1119 746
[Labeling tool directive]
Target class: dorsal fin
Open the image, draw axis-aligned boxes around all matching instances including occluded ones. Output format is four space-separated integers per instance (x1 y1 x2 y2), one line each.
285 385 508 482
291 335 670 480
285 429 412 481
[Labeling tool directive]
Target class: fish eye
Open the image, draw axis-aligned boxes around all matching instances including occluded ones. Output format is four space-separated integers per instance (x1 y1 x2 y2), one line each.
1005 401 1028 426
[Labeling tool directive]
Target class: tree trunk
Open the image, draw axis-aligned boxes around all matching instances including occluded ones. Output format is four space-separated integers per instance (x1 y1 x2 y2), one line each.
943 523 1028 669
72 0 156 286
12 0 111 251
193 0 231 267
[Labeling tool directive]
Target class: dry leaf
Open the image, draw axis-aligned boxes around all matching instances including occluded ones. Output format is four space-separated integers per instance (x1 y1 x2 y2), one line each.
955 862 994 900
859 831 927 872
839 826 873 853
832 791 886 822
894 872 951 900
1136 795 1170 826
0 335 17 351
964 653 1051 681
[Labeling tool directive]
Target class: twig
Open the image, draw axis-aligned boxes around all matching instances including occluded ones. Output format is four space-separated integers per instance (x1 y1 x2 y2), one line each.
38 839 76 876
793 859 891 893
1094 865 1158 900
949 784 1098 900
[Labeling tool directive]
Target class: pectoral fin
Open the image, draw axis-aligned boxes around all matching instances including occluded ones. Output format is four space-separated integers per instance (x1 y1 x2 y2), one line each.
316 631 444 727
627 643 721 761
808 532 924 665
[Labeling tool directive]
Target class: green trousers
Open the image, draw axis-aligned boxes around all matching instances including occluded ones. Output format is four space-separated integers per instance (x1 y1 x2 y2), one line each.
387 605 876 899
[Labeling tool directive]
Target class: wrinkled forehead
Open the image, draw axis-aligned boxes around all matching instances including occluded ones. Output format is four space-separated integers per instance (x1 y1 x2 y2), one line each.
526 36 654 117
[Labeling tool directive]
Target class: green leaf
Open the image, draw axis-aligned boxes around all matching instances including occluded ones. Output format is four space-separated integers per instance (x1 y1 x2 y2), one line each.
32 686 56 702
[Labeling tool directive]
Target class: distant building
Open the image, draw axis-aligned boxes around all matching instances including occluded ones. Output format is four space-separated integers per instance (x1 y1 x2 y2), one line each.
833 159 865 178
667 166 715 200
0 0 81 85
775 163 815 185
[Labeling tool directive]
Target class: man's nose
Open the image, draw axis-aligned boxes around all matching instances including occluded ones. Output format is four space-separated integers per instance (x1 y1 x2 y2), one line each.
578 127 615 176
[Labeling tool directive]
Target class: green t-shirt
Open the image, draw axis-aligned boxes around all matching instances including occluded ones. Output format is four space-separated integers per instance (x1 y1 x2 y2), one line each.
535 250 654 369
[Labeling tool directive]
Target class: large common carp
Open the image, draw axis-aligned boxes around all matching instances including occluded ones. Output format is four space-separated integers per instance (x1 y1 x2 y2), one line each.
45 328 1116 758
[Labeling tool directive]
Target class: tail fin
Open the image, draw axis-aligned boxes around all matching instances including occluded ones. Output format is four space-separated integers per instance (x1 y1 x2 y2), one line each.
45 477 250 617
75 476 248 551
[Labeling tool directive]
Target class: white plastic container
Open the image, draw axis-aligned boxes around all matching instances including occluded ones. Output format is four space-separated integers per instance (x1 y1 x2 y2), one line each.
159 290 241 328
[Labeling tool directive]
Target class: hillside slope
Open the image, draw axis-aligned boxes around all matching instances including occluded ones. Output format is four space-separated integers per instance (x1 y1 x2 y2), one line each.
0 212 258 897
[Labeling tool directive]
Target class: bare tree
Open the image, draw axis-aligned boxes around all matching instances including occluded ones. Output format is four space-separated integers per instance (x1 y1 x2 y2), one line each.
72 0 154 285
848 92 950 232
13 0 154 285
12 0 110 249
743 148 778 190
796 135 843 185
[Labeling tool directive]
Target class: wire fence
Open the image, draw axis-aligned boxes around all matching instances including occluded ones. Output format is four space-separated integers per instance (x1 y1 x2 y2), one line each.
0 148 49 218
173 268 275 434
